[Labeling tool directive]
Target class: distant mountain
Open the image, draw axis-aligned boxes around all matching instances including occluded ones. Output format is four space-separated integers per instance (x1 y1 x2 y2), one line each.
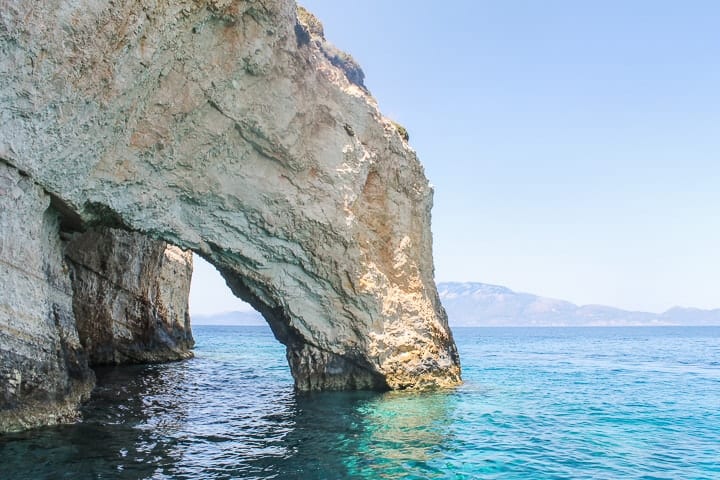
192 310 264 326
437 282 720 327
191 283 720 327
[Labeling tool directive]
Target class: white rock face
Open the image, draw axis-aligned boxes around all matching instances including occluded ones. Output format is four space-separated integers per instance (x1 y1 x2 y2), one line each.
0 162 94 432
0 0 461 394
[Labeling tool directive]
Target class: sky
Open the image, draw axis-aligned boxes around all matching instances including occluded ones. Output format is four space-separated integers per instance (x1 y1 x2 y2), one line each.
190 0 720 315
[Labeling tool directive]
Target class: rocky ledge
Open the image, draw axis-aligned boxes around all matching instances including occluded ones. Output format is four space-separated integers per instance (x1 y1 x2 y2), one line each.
0 0 461 432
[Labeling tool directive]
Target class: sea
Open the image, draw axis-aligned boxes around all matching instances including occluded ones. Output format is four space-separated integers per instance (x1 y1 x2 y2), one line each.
1 325 719 479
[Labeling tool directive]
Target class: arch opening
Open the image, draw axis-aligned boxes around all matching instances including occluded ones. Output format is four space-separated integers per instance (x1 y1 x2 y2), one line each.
190 253 390 391
189 254 263 327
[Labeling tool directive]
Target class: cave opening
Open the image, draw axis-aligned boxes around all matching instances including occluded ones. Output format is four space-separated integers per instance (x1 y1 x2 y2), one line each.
188 251 391 392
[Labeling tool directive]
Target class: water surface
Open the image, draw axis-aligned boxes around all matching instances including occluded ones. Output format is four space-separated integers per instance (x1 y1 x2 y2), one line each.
1 326 719 479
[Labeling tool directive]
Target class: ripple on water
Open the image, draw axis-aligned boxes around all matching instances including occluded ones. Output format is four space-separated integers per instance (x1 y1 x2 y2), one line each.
1 325 719 479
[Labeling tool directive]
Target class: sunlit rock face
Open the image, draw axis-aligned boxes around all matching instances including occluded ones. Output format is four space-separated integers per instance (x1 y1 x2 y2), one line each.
0 0 461 410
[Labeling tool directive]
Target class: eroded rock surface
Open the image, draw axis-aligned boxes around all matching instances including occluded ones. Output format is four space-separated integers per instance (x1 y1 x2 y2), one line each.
0 162 94 432
1 161 195 432
0 0 461 404
66 228 194 365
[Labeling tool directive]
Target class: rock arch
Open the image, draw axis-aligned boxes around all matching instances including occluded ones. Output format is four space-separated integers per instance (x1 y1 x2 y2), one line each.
0 0 461 431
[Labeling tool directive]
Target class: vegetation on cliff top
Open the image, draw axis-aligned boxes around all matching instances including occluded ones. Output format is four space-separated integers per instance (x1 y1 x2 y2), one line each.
296 5 366 89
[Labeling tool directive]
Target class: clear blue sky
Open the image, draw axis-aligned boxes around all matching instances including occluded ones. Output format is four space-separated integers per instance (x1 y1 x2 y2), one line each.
190 0 720 315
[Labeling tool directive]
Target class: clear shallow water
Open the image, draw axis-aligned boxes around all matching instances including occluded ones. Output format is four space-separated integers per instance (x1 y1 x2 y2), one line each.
1 326 719 479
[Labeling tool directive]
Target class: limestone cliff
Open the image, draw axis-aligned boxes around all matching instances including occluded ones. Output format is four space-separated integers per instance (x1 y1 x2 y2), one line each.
1 161 194 432
66 228 194 365
0 162 94 432
0 0 461 420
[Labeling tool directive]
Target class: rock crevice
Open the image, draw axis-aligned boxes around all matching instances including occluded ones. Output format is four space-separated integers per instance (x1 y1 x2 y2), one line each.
0 160 94 432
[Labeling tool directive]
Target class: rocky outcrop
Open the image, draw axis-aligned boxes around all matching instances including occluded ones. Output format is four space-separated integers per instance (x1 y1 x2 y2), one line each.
0 162 94 432
0 0 461 418
66 228 194 365
1 161 195 432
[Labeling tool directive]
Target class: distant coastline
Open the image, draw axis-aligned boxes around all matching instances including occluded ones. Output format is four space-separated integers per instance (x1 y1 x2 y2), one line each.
438 282 720 327
191 310 266 326
192 281 720 327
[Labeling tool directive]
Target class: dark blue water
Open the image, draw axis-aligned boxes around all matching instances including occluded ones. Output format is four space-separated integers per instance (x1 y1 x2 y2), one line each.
1 326 719 479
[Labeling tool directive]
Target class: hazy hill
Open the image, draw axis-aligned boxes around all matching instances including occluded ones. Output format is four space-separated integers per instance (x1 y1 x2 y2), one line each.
191 310 265 326
191 282 720 327
437 282 720 327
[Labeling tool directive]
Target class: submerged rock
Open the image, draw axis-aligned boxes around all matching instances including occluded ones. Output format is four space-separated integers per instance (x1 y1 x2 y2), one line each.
0 0 461 431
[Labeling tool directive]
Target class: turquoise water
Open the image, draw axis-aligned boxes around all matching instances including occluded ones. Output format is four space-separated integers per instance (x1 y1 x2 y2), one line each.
1 326 719 479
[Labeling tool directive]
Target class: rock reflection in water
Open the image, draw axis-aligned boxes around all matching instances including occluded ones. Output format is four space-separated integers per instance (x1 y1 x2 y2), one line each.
0 326 458 480
347 391 458 478
0 362 192 479
244 390 457 479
